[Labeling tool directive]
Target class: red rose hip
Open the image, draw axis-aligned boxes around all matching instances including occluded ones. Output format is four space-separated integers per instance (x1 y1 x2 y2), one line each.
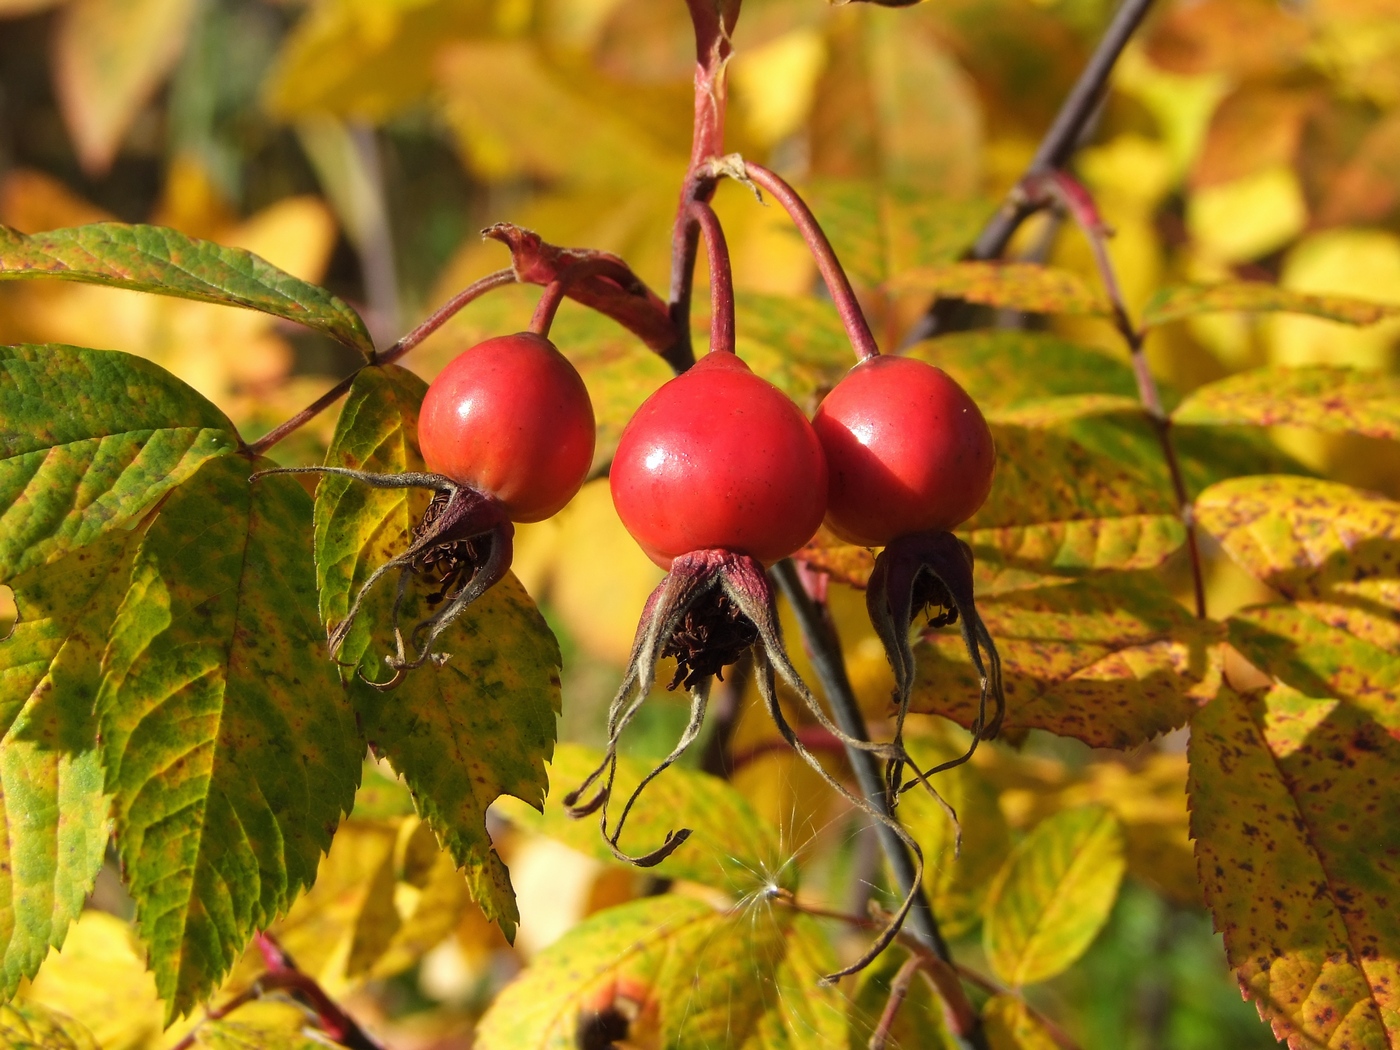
812 355 994 546
417 332 595 522
610 352 828 569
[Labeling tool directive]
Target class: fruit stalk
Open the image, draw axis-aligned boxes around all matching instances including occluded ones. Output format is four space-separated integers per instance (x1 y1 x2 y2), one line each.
688 198 736 354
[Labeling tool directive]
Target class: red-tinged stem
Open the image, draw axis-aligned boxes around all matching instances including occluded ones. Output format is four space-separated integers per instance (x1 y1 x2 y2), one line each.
243 269 517 458
869 954 928 1050
689 198 736 354
529 257 640 338
1034 170 1207 618
741 163 880 363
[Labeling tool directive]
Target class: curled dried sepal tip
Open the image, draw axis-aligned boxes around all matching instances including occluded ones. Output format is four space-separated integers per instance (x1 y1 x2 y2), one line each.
866 530 1005 797
565 547 930 981
250 466 512 686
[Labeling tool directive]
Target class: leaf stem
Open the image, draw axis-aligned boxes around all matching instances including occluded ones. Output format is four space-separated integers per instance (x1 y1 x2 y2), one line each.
740 163 880 362
689 198 736 354
1036 170 1207 618
771 560 991 1050
529 257 642 338
243 269 517 458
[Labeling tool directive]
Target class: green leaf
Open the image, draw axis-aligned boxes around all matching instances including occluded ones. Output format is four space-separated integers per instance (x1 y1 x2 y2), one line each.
910 574 1224 748
1228 604 1399 731
983 804 1126 987
1142 281 1400 329
805 180 991 288
0 344 238 577
1189 685 1400 1049
1173 365 1400 439
901 728 1010 938
733 293 855 412
475 895 846 1049
981 995 1059 1050
0 1002 98 1050
845 947 955 1050
0 224 374 355
499 743 791 896
907 329 1143 411
1195 476 1400 647
0 530 137 998
887 262 1110 317
97 455 362 1019
315 364 559 939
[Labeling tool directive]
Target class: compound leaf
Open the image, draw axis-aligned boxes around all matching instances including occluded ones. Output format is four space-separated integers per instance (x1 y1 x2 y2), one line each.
910 574 1223 748
1173 366 1400 439
0 224 373 355
888 262 1110 317
475 895 845 1049
1195 476 1400 648
0 344 237 577
0 528 138 999
499 743 790 897
315 364 559 939
0 1002 98 1050
1142 281 1400 329
983 804 1126 988
1189 686 1400 1048
97 455 362 1019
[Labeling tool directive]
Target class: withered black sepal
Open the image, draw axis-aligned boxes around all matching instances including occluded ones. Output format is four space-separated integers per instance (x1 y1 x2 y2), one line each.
866 530 1005 797
251 466 512 687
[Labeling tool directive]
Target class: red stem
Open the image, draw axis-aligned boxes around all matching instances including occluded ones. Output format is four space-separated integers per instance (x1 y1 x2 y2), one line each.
528 257 634 338
741 163 880 363
688 198 735 354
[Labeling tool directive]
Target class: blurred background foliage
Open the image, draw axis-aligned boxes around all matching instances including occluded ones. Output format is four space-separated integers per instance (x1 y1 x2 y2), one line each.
3 0 1398 1046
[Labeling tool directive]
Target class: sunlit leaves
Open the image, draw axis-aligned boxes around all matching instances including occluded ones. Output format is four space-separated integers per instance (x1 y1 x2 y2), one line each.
0 529 135 998
910 574 1223 748
0 344 237 577
983 805 1126 988
97 456 362 1018
0 224 374 354
1173 365 1400 439
500 743 792 897
475 895 846 1049
888 263 1110 317
0 1001 97 1050
185 1002 337 1050
1142 281 1400 329
315 364 559 937
1189 686 1400 1048
1195 476 1400 647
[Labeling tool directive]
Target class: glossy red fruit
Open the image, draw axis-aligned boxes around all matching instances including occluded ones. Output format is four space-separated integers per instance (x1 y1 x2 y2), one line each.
418 332 595 523
611 352 828 569
812 355 995 547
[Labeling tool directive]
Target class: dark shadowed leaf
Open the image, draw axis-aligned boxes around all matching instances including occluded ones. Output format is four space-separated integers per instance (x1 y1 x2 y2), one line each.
0 344 237 577
0 224 373 354
475 895 846 1049
888 263 1110 317
315 365 559 938
1142 281 1400 329
1190 686 1400 1048
909 574 1223 748
1173 365 1400 439
97 456 362 1019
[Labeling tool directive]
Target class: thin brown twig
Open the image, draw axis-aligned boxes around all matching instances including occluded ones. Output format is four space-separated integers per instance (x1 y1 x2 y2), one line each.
1030 170 1207 618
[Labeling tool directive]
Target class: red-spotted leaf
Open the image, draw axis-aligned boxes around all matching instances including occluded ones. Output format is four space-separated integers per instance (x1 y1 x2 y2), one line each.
96 455 363 1019
1173 366 1400 439
1189 685 1400 1048
1195 476 1400 649
0 530 136 999
0 224 374 354
909 573 1223 748
0 344 238 577
475 895 846 1049
1142 281 1400 329
888 262 1110 317
314 365 559 939
1228 604 1399 734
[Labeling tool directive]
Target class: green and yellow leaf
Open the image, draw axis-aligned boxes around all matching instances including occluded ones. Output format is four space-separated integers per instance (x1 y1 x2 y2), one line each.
982 995 1060 1050
97 456 363 1018
1189 685 1400 1048
1173 365 1400 439
983 804 1126 988
1142 281 1400 329
887 262 1110 317
0 344 237 577
0 1001 98 1050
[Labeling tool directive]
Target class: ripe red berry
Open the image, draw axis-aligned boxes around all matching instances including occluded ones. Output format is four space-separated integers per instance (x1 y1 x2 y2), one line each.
812 355 995 547
610 352 828 569
418 332 595 522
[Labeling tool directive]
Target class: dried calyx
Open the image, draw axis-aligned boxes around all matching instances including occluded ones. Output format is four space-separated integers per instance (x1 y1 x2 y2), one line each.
250 466 513 688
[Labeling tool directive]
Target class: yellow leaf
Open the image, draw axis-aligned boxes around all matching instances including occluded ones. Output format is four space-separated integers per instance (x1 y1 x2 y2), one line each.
731 27 827 147
1187 165 1307 264
983 995 1059 1050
